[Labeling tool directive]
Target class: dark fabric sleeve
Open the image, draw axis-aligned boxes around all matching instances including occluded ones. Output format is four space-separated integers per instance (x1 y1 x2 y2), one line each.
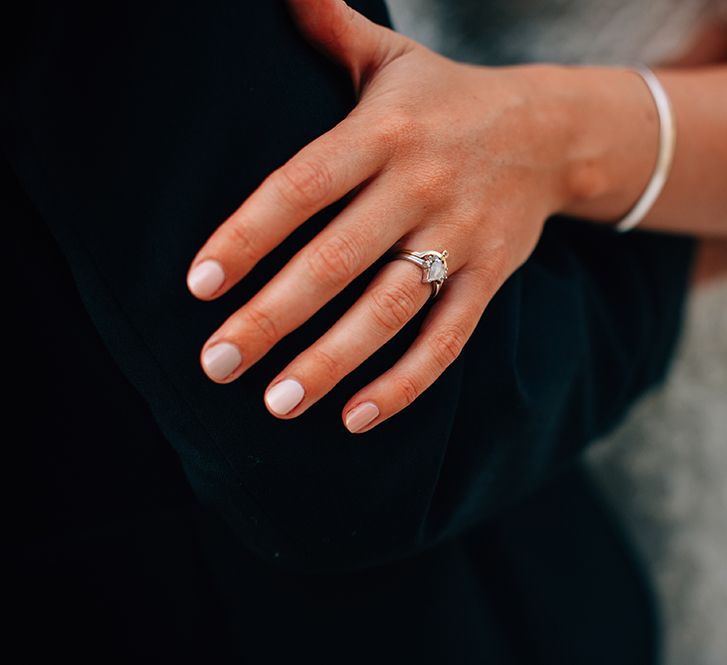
1 0 695 572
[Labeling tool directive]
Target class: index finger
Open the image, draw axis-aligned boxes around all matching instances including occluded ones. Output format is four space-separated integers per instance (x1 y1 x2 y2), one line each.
186 112 391 300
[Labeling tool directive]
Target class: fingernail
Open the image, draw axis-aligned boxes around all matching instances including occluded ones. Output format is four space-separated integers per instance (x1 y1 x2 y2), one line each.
188 259 225 298
202 342 242 381
344 401 380 433
265 379 305 415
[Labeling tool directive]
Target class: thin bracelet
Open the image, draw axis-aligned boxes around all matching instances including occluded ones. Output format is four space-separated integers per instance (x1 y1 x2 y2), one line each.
615 65 677 233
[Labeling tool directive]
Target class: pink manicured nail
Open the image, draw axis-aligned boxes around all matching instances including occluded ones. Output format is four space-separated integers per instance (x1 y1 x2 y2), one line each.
265 379 305 415
202 342 242 381
188 260 225 298
344 401 380 433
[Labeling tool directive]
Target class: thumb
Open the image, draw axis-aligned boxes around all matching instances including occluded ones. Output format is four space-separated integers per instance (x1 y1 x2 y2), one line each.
286 0 405 90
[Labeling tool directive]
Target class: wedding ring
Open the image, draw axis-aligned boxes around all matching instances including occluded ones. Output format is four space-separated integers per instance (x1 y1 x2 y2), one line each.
388 248 449 299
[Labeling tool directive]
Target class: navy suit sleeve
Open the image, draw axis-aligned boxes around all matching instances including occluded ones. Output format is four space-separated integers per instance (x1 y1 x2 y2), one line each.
2 0 694 572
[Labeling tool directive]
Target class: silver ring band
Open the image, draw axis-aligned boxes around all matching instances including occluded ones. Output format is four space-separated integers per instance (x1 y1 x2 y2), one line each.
388 248 449 299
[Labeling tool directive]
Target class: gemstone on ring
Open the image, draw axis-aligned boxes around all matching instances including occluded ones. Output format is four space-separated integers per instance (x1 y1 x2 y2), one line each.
424 255 447 283
388 248 449 299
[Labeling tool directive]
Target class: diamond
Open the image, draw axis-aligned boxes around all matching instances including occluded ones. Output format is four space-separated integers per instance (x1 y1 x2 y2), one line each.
426 257 446 282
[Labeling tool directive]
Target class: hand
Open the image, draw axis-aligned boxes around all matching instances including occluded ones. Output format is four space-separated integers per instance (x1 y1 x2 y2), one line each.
186 0 574 433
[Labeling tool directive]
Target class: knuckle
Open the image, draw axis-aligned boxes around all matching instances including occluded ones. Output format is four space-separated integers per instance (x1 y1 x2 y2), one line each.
409 163 451 202
473 241 508 286
305 232 363 289
377 108 419 152
330 2 357 41
393 374 419 407
369 282 420 333
487 240 508 275
244 305 279 345
309 346 344 383
456 206 483 230
428 323 468 369
275 158 334 209
227 218 260 263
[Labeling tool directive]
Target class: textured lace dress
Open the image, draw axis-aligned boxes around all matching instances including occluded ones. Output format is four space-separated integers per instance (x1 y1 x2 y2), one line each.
386 2 727 664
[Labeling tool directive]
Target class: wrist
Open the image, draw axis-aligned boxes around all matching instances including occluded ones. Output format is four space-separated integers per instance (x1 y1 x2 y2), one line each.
520 63 661 222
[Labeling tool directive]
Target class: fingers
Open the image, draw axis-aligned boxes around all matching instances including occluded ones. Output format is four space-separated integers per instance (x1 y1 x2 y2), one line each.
259 231 468 419
198 181 421 383
186 113 390 300
285 0 402 88
260 258 436 417
340 265 502 433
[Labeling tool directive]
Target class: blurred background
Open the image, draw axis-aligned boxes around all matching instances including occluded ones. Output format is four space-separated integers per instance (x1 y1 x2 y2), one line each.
589 269 727 665
387 1 727 663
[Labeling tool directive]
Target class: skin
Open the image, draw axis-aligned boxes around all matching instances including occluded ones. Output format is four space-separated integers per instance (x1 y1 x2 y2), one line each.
664 19 727 287
187 0 727 433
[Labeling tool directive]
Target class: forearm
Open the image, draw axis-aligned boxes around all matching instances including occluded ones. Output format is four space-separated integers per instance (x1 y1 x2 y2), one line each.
542 63 727 236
